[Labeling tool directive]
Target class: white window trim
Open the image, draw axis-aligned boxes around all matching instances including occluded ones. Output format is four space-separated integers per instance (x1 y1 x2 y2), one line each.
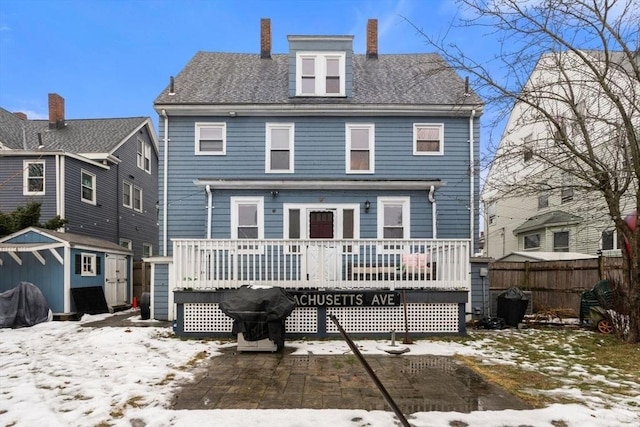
81 253 97 277
80 169 96 205
144 141 151 173
133 186 143 213
231 197 265 253
142 243 153 257
295 52 346 97
195 122 227 155
23 160 45 196
523 233 541 250
413 123 444 155
265 123 295 173
123 181 133 209
136 138 144 169
377 197 411 248
283 203 360 255
346 123 375 174
119 239 132 250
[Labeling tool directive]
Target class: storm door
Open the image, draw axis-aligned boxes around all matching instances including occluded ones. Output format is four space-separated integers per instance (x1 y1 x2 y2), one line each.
306 210 340 281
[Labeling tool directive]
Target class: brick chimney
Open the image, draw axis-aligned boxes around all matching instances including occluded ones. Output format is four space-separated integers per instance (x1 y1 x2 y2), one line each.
366 19 378 59
260 18 271 59
48 93 65 129
13 112 27 120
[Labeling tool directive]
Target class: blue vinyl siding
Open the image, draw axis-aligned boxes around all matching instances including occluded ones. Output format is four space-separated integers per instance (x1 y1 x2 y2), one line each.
0 155 58 220
159 115 478 248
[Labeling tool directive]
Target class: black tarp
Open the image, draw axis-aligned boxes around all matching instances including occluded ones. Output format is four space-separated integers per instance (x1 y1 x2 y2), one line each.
218 286 296 349
0 282 51 328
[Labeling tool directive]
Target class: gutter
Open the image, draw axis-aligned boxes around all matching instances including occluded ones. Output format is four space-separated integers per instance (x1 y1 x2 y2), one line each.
469 109 476 257
162 109 168 256
429 185 437 238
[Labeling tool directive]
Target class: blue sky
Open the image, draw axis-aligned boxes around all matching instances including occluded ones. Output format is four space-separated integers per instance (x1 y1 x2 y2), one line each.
0 0 496 144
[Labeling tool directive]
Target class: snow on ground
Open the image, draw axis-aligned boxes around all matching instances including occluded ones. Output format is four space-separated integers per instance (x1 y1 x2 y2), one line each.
1 311 638 427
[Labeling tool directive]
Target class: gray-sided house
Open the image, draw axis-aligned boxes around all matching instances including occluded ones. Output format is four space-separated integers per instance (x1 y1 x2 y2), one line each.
0 94 159 262
148 19 483 337
0 227 132 315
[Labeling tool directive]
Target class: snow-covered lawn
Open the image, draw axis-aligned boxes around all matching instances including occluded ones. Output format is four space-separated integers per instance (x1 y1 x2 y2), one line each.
1 311 638 427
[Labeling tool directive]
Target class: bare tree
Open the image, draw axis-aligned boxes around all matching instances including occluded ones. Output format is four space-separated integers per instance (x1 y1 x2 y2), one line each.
408 0 640 342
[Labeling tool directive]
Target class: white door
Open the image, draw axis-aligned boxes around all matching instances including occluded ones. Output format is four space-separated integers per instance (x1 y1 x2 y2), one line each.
105 254 128 307
306 211 340 281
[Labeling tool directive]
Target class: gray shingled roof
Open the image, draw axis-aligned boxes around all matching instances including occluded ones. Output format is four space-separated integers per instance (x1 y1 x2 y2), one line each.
513 210 583 234
154 52 482 107
0 106 148 153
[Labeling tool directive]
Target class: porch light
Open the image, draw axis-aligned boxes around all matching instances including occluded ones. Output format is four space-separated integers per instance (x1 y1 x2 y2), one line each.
271 190 279 198
364 200 370 213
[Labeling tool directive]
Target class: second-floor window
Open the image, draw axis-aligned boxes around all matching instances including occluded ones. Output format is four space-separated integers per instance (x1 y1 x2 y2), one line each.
119 239 132 250
81 170 96 205
24 161 45 195
538 194 549 209
133 186 143 212
123 181 132 209
413 124 444 155
561 174 574 203
137 138 151 173
195 123 226 155
266 123 294 173
296 52 345 96
346 124 374 173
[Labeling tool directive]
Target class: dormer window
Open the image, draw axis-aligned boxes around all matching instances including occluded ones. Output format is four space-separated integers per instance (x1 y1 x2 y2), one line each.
296 52 345 96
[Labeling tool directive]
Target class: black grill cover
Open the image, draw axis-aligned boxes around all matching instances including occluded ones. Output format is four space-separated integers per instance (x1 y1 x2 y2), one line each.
0 282 51 328
219 286 296 348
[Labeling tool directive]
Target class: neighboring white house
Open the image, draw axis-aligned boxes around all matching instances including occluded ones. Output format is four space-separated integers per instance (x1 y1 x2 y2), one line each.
482 50 639 259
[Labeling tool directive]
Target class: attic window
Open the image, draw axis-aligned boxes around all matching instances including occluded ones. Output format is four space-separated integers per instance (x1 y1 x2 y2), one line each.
296 52 345 97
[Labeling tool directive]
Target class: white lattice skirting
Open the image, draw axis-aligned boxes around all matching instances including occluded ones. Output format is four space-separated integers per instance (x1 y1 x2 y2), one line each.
182 302 458 334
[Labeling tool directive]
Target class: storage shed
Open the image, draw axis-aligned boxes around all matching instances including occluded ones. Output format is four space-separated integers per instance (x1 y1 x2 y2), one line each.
0 227 133 315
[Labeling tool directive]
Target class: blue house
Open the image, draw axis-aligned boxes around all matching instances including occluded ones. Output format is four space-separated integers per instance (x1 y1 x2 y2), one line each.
0 94 159 309
0 227 132 315
148 19 483 337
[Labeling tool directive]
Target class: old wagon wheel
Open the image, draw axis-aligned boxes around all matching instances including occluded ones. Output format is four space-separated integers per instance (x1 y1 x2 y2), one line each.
597 319 613 334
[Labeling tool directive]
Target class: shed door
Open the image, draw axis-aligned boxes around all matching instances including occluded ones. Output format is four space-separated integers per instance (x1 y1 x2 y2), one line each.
105 254 128 307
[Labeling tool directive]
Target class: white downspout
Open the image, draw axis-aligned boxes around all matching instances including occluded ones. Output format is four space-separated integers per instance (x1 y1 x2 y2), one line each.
205 184 212 239
162 110 168 256
469 109 476 257
428 185 437 238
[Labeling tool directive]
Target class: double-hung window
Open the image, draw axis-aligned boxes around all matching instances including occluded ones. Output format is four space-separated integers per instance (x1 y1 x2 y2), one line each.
137 138 151 173
296 52 345 96
413 124 444 155
81 170 96 205
24 161 45 195
561 174 574 203
195 123 226 155
378 197 410 251
123 181 132 208
266 123 294 173
346 124 374 173
231 197 264 252
133 186 143 212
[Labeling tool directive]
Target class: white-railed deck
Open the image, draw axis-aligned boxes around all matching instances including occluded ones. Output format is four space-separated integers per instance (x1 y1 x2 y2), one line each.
172 238 470 292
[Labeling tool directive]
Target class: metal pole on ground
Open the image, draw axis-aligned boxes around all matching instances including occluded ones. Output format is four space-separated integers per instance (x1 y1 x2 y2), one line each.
329 314 411 427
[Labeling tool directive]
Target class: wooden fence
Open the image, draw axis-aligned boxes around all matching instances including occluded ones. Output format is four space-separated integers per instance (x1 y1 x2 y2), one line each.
489 257 625 315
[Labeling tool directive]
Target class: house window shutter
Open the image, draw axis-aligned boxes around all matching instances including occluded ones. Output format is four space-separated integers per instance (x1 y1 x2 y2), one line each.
75 254 82 274
96 256 102 275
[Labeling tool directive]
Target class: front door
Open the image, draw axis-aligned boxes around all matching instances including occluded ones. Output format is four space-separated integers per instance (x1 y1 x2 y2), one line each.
105 254 128 307
306 211 340 281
